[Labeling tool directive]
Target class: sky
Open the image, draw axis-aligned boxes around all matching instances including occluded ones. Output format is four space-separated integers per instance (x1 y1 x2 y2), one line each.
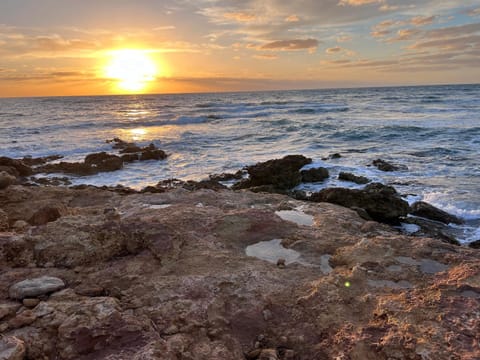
0 0 479 97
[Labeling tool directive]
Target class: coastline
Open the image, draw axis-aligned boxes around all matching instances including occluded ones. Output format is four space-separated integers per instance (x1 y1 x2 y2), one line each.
0 154 479 359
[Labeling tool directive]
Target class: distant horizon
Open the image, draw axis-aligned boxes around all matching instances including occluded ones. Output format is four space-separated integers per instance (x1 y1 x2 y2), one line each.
1 81 479 100
1 1 479 97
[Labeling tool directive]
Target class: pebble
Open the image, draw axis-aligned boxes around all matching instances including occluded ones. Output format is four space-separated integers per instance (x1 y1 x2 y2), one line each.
262 309 273 321
277 258 286 268
22 298 40 308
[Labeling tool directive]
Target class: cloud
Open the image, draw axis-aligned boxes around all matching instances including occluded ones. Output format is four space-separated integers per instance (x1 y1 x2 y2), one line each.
387 28 420 41
285 15 299 22
326 46 342 53
223 12 256 23
338 0 384 6
260 38 319 51
410 15 435 26
467 8 480 17
336 34 352 42
253 54 278 60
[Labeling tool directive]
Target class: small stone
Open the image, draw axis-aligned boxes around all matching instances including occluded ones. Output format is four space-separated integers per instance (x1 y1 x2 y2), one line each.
262 309 273 321
259 349 278 360
277 258 286 268
0 336 26 360
284 349 295 359
12 220 28 232
245 349 262 360
9 276 65 300
22 298 40 308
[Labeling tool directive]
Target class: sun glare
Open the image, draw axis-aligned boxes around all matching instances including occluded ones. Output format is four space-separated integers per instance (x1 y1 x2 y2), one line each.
105 50 157 92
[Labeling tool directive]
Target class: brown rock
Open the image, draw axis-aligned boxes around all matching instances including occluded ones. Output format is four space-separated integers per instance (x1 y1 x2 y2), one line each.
0 157 32 176
12 220 29 232
74 284 105 297
28 204 67 226
139 148 167 161
84 152 123 172
338 171 370 184
0 208 8 231
22 298 41 308
259 349 278 360
0 302 21 320
0 171 16 190
301 167 329 183
8 310 37 329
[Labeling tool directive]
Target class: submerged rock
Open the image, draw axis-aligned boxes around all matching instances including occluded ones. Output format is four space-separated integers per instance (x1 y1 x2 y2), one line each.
233 155 312 192
372 158 405 172
9 276 65 300
309 183 410 223
410 201 463 225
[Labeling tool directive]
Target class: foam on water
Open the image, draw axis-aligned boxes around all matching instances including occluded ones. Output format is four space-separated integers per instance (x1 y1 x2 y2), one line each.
1 85 479 244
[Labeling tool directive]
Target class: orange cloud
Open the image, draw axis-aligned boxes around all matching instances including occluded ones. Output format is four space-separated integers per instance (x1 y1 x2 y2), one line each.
260 39 319 51
338 0 384 6
223 12 256 23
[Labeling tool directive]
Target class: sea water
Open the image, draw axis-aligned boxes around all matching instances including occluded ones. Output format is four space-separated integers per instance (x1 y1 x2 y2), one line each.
1 84 479 243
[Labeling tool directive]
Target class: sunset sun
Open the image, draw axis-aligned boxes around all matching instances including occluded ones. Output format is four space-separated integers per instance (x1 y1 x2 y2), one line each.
105 50 157 92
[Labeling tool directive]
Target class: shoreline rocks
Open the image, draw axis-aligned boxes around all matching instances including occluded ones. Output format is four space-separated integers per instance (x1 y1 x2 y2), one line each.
0 183 478 359
411 201 464 225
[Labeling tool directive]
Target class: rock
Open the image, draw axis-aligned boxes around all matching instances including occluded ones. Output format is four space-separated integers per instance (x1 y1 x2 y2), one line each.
22 298 40 308
209 171 244 182
74 284 105 297
12 220 29 232
338 172 370 184
36 161 97 176
139 148 167 161
8 310 37 329
259 349 278 360
0 171 16 190
120 153 140 162
0 157 32 176
233 155 312 191
0 336 26 360
402 217 460 245
309 183 410 223
182 179 227 191
276 258 286 268
372 158 404 172
9 276 65 300
0 302 21 320
30 176 71 186
468 240 480 249
410 201 463 225
301 167 329 183
21 155 63 166
0 208 8 231
28 204 67 226
84 152 123 172
119 144 142 154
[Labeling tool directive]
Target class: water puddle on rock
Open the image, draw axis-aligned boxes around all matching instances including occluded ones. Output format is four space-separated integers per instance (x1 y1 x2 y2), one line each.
395 256 449 274
246 239 302 265
275 209 314 226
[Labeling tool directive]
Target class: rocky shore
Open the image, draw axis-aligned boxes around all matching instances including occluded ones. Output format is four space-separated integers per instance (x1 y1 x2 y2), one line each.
0 153 479 359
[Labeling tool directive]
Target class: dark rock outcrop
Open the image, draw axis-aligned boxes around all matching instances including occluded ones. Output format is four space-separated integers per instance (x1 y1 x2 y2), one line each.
338 172 370 184
402 217 460 245
410 201 463 225
372 159 404 172
301 167 329 183
84 152 123 172
309 183 410 223
0 171 16 190
233 155 312 192
0 157 32 176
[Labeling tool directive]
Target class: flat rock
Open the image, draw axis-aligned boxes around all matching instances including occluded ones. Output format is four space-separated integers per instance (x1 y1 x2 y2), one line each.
9 276 65 300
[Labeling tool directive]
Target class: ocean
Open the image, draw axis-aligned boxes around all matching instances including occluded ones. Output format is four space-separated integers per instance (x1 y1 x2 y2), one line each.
1 84 479 243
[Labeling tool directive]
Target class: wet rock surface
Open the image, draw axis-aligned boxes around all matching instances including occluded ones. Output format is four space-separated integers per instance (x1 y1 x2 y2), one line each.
338 171 370 184
0 184 478 359
411 201 464 225
372 158 406 172
309 183 410 223
233 155 312 192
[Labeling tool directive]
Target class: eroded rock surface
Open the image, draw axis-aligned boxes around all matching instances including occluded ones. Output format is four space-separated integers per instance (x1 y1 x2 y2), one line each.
0 184 478 359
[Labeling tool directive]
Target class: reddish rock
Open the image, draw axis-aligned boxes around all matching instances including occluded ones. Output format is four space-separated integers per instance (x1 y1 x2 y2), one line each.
28 204 67 226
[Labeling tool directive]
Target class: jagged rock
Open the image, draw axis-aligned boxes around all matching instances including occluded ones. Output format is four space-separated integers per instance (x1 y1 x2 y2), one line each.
9 276 65 300
0 336 26 360
139 147 167 161
410 201 463 225
233 155 312 191
0 157 32 176
309 183 410 223
301 167 329 183
338 172 370 184
372 158 405 172
0 171 16 190
209 171 244 182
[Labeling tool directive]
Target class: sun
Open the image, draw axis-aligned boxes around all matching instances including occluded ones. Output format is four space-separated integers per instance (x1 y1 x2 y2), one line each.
105 49 158 92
